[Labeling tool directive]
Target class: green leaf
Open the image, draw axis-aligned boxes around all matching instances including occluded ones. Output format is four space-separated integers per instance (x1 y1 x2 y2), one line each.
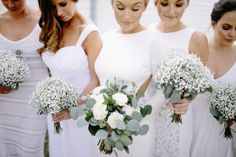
169 89 181 103
95 129 108 140
115 141 123 151
88 124 100 136
127 120 139 132
116 120 126 130
123 129 132 136
85 111 93 121
138 124 149 135
111 132 120 142
119 135 132 146
77 118 87 128
140 105 152 118
219 116 224 124
132 111 142 122
131 97 138 107
209 107 220 117
164 84 174 98
85 98 96 108
70 107 81 120
206 86 213 93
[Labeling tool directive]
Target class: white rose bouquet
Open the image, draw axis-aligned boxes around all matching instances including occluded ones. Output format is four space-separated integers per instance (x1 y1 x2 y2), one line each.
210 84 236 139
29 77 78 134
70 79 152 155
154 52 213 123
0 49 30 90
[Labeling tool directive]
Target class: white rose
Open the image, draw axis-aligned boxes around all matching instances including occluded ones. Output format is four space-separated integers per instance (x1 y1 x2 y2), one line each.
93 93 106 105
92 85 106 95
92 103 108 120
107 112 124 129
112 93 128 106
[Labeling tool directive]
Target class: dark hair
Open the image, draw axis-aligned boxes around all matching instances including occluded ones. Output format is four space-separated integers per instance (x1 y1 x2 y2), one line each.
37 0 78 54
211 0 236 23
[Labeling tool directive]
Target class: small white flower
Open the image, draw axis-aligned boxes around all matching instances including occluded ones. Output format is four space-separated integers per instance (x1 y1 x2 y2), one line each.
112 93 128 106
107 112 124 129
92 103 108 120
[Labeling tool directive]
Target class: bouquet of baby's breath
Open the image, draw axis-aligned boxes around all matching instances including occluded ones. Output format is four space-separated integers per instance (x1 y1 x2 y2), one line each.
29 77 78 134
0 49 30 90
70 79 152 155
154 52 213 123
210 84 236 139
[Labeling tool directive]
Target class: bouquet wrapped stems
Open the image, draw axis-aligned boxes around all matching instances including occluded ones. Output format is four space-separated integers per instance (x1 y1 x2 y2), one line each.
210 84 236 139
70 79 152 154
155 52 213 124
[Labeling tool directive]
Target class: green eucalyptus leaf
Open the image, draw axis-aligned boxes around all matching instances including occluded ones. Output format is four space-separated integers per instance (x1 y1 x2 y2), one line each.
164 84 174 98
132 111 142 122
111 132 120 142
138 124 149 135
115 141 123 151
169 89 181 103
116 120 126 130
70 107 81 120
127 120 139 132
77 118 87 128
95 129 108 140
119 135 132 146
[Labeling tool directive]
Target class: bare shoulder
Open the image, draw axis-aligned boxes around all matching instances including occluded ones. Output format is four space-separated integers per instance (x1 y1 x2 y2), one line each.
191 31 208 45
190 31 209 64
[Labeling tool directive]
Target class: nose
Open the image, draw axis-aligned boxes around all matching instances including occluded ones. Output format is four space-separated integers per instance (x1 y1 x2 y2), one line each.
168 4 176 16
56 7 63 17
122 9 132 22
228 30 236 39
8 0 16 8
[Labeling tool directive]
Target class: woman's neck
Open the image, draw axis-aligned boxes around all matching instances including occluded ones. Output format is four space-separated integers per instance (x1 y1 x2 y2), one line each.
157 21 186 33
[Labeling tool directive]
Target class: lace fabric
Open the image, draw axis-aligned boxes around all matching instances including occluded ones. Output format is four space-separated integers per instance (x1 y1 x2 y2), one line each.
153 103 180 157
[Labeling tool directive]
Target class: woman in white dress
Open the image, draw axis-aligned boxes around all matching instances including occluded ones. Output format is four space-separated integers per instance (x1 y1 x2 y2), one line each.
191 0 236 156
149 0 209 156
95 0 189 156
37 0 102 156
0 0 48 156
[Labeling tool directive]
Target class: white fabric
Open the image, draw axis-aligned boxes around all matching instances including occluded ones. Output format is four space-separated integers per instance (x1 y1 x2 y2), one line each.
191 63 236 157
148 24 196 157
42 24 98 157
0 24 48 157
95 29 153 157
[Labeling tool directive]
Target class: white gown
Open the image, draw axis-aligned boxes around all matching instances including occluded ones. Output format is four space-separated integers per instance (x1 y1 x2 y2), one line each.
191 63 236 157
149 25 196 157
95 29 154 157
0 24 48 157
42 24 98 157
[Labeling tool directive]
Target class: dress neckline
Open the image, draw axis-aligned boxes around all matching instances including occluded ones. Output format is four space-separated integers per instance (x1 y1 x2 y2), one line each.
215 62 236 80
0 24 39 44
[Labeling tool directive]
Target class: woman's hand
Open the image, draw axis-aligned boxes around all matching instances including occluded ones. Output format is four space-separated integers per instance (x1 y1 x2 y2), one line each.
172 99 190 115
52 110 71 122
0 86 11 94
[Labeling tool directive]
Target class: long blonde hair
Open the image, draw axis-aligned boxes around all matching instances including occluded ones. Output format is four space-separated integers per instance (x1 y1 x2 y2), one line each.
37 0 79 54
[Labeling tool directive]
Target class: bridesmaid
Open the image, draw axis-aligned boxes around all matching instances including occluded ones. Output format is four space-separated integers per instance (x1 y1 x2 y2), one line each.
0 0 48 156
95 0 188 156
149 0 209 156
37 0 102 156
191 0 236 156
